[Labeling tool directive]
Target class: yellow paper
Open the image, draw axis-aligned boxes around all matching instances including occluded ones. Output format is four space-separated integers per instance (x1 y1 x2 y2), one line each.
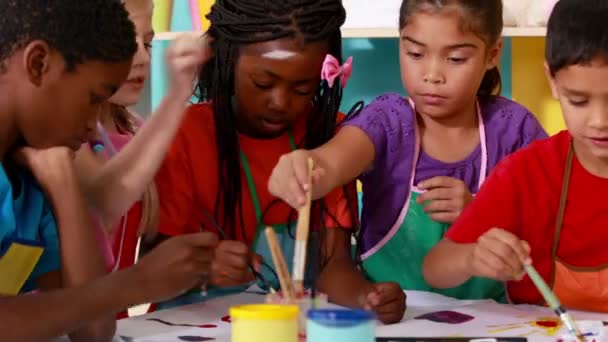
0 242 44 295
198 0 214 31
152 0 174 32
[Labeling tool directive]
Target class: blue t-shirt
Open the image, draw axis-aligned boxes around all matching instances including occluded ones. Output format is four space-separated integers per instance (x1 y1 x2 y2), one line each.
0 163 61 292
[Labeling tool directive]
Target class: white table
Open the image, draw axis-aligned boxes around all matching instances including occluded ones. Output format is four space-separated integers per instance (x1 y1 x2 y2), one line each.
112 289 608 342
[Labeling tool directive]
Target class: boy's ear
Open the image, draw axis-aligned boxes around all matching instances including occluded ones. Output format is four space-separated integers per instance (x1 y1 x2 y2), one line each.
487 38 503 70
544 61 559 99
21 40 52 87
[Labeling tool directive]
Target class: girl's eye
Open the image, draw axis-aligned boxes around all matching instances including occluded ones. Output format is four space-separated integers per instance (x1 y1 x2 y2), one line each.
447 57 467 64
293 88 314 96
253 81 272 90
407 52 423 59
568 98 588 107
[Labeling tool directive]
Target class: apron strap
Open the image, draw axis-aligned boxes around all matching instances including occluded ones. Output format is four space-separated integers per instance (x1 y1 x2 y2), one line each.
549 139 574 286
240 129 297 225
407 98 488 190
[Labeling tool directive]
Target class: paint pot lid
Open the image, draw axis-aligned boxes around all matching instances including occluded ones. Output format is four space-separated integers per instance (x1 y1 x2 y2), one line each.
307 309 374 327
230 304 299 320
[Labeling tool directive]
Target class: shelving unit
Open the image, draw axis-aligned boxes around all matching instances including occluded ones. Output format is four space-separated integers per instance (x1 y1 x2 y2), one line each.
154 27 547 40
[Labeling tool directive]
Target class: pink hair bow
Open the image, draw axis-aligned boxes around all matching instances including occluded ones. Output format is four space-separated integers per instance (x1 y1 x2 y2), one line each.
321 55 353 88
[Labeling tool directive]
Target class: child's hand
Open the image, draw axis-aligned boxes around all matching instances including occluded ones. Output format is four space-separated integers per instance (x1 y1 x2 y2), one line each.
133 233 218 302
211 240 262 287
166 32 213 99
13 147 76 192
469 228 531 281
416 176 473 223
268 150 326 209
363 282 406 324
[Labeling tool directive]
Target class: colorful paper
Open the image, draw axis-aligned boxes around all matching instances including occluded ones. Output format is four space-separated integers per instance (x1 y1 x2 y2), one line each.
189 0 202 31
152 0 173 32
199 0 214 31
170 0 194 32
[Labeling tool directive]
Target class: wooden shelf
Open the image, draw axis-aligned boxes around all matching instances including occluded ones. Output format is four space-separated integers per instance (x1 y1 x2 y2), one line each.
154 27 546 40
502 27 547 37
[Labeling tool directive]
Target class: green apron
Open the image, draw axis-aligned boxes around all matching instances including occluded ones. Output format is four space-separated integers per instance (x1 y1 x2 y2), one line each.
240 130 316 290
361 100 505 301
157 130 314 309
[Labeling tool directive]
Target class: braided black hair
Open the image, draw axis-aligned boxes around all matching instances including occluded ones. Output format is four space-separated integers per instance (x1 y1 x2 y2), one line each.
196 0 358 283
0 0 136 73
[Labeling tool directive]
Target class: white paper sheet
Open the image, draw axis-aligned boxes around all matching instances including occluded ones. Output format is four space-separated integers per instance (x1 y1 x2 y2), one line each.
114 288 608 342
380 292 608 341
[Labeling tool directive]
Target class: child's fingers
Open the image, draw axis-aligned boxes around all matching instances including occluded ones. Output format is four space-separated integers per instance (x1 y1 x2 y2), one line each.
251 254 264 272
370 284 406 324
268 165 301 209
170 56 205 78
427 211 457 224
521 241 532 265
373 299 403 315
474 249 514 280
311 167 326 184
476 239 520 280
211 265 254 285
291 153 312 191
422 198 452 213
366 290 381 307
217 240 249 255
417 176 457 190
417 187 452 203
187 232 220 248
488 228 530 265
287 176 306 208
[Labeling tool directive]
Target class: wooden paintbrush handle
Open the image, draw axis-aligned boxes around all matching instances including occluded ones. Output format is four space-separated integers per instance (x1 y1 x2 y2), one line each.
293 158 314 289
265 227 295 300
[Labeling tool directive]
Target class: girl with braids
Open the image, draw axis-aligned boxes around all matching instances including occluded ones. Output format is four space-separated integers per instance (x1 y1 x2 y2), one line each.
269 0 547 302
154 0 405 323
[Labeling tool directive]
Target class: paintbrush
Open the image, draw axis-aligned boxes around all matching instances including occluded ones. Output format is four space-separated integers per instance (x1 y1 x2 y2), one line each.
265 227 295 300
524 264 585 342
292 158 314 294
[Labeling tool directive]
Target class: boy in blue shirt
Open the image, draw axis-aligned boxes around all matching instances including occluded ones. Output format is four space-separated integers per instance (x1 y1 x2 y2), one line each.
0 1 220 341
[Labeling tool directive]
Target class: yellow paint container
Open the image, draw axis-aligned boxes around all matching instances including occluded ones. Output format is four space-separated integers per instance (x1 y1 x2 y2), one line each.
230 304 299 342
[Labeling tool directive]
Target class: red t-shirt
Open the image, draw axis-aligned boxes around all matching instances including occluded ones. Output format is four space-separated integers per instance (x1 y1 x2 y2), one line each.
155 103 356 243
446 131 608 304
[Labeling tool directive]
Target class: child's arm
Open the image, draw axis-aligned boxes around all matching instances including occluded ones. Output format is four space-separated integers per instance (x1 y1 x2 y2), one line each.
423 231 530 288
1 231 219 342
17 147 115 340
14 146 219 341
269 125 375 209
318 227 406 324
49 161 113 342
422 155 531 289
76 33 212 225
317 183 405 324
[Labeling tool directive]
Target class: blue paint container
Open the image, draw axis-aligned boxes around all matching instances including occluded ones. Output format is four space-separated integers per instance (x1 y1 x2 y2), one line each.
306 309 375 342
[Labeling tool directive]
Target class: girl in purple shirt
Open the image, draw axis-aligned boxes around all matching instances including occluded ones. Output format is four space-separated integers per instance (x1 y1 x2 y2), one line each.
268 0 547 308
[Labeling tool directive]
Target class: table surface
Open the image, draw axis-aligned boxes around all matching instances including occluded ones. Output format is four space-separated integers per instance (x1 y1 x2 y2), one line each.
50 288 608 341
99 288 608 342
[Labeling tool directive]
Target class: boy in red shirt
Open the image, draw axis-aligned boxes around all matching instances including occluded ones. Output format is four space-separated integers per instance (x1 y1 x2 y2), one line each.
423 0 608 312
